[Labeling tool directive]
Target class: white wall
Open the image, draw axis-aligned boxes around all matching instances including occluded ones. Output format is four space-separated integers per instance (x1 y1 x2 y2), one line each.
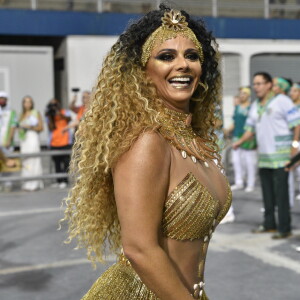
65 36 300 127
219 39 300 127
219 38 300 85
66 36 118 106
0 45 54 144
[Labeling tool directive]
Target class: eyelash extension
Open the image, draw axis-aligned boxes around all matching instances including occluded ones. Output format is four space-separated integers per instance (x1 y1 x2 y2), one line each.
186 52 200 61
155 53 174 61
155 52 200 62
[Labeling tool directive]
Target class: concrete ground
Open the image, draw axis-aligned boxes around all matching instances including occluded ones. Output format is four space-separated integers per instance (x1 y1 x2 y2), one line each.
0 184 300 300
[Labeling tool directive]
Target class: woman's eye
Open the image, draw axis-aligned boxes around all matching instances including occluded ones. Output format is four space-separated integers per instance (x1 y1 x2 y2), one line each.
186 53 200 61
156 53 174 61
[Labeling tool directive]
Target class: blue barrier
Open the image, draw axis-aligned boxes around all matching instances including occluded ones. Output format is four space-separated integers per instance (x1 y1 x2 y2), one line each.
1 9 300 39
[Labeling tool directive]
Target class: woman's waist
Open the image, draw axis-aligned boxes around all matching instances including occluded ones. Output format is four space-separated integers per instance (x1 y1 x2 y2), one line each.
164 238 208 283
119 239 208 293
118 252 207 300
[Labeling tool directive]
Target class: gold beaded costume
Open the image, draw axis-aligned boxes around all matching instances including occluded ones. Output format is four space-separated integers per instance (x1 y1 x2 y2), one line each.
81 9 231 300
81 108 232 300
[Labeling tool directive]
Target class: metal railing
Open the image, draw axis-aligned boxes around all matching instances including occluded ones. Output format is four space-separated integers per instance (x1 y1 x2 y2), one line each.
0 150 71 183
0 0 300 19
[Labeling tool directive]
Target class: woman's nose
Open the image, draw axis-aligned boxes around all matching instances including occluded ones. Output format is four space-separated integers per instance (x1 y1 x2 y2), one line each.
175 55 190 71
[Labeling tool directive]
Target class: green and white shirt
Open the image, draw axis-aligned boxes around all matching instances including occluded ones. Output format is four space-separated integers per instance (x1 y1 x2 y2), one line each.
245 94 300 169
0 106 17 148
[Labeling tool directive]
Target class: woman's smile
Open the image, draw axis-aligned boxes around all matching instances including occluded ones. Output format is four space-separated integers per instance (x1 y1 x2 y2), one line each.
146 35 202 112
168 75 194 89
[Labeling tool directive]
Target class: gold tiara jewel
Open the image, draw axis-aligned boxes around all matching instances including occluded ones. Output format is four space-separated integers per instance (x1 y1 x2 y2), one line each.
161 10 188 31
141 9 204 66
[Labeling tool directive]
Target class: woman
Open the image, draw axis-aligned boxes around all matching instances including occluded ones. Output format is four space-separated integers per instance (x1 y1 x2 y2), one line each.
62 5 231 300
19 96 44 191
226 87 257 192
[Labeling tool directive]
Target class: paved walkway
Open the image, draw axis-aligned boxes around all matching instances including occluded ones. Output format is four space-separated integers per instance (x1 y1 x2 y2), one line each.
0 185 299 300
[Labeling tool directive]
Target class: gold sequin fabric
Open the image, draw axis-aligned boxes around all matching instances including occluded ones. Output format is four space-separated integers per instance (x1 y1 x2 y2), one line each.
162 172 232 240
80 106 232 299
81 254 209 300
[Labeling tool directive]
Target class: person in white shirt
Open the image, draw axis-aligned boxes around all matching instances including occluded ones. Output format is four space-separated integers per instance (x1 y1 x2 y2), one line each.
0 91 17 192
272 77 295 208
290 82 300 201
233 72 300 239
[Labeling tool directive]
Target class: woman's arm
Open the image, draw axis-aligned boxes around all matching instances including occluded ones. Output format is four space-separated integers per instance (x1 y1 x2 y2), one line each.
62 119 79 132
113 132 192 300
30 112 44 132
58 110 71 123
232 130 254 149
224 123 234 137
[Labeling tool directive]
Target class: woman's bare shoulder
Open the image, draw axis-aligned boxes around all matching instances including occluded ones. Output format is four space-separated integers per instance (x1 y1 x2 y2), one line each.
115 130 171 175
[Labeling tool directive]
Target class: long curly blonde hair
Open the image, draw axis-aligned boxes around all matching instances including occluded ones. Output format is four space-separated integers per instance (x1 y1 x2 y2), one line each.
61 5 222 264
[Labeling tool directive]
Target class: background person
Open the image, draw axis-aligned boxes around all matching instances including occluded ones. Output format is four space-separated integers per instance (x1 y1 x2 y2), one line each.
290 82 300 106
290 82 300 200
226 87 257 192
0 91 16 152
18 96 44 191
69 90 91 122
272 77 292 95
272 77 295 208
62 6 231 300
0 91 17 192
45 98 72 189
233 72 300 239
64 90 91 132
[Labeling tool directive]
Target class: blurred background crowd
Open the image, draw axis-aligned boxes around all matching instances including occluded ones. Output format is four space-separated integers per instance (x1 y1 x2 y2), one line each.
0 90 90 191
0 1 300 198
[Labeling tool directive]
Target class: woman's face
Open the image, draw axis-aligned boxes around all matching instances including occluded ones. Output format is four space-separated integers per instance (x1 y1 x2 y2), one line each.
239 91 249 103
290 86 300 102
23 97 33 111
146 35 202 112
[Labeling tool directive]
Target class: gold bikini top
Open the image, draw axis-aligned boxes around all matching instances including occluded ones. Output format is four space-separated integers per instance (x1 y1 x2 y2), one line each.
157 107 232 241
161 172 232 241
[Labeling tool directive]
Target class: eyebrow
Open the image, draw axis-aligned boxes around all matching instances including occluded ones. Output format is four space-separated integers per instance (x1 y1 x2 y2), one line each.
156 48 198 54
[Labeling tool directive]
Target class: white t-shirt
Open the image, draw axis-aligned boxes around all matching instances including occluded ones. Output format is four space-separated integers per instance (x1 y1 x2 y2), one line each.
245 94 300 169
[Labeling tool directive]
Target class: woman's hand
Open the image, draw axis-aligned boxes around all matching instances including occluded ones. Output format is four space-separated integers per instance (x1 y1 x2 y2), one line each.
232 140 241 150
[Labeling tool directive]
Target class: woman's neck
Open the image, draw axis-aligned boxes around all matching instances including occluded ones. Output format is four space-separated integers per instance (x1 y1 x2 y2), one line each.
240 101 250 108
162 101 190 114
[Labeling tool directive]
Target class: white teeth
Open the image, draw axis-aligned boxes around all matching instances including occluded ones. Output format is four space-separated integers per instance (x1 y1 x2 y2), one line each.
170 82 189 88
169 77 191 83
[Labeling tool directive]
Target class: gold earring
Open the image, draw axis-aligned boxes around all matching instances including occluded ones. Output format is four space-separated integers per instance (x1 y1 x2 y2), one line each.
191 81 208 102
198 81 208 94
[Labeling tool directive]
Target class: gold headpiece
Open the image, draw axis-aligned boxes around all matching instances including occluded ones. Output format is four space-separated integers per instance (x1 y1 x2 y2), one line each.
141 9 204 66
